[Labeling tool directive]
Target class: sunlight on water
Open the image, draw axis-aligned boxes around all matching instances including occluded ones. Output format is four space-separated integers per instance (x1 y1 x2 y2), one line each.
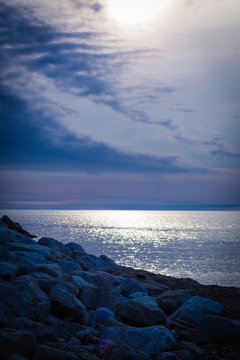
1 210 240 286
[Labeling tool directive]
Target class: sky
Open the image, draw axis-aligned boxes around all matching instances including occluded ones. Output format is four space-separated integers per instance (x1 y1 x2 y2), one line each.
0 0 239 210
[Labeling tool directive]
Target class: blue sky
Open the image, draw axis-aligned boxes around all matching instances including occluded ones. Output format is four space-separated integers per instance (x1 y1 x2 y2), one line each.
0 0 239 209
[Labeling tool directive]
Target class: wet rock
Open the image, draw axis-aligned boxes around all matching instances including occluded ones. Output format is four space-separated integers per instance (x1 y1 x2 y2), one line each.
0 328 36 359
116 296 167 326
101 324 176 356
119 277 148 297
157 289 197 315
0 261 18 280
49 284 88 324
0 277 51 320
35 344 79 360
10 317 58 343
110 344 151 360
38 237 71 256
170 296 224 326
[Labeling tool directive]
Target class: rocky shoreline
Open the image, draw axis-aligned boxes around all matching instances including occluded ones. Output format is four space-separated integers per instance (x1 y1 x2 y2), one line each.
0 215 239 360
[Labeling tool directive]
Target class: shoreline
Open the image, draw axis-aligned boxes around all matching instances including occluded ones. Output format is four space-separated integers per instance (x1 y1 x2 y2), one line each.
0 215 239 359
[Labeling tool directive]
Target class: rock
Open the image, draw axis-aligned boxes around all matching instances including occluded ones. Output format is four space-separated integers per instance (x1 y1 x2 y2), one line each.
10 317 58 343
170 296 224 327
155 352 181 360
98 254 116 268
7 355 29 360
49 284 88 324
0 277 51 320
0 303 8 326
140 279 169 296
193 315 240 344
116 296 167 326
65 242 86 254
110 344 151 360
26 263 63 278
34 344 79 360
119 278 148 297
38 237 71 256
75 327 93 342
56 259 82 274
6 242 51 259
0 261 18 280
74 272 121 312
9 251 50 272
0 328 36 359
89 307 116 327
0 228 16 245
1 215 37 238
74 253 113 271
101 324 176 356
129 291 147 299
157 289 197 315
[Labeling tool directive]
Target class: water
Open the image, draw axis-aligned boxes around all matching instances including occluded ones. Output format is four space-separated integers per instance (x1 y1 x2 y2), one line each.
1 210 240 287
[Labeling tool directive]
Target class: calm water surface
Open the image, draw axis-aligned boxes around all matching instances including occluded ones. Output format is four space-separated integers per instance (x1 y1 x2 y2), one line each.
1 210 240 287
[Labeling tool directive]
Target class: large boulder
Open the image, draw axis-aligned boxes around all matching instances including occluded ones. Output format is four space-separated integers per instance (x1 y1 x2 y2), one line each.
55 259 82 274
65 242 86 254
0 261 18 280
9 251 50 273
119 277 148 297
117 296 167 326
0 277 51 320
73 253 115 271
89 307 116 327
0 244 9 260
38 237 71 257
49 284 88 324
1 215 37 238
101 324 176 356
157 289 197 315
110 344 151 360
170 296 224 327
6 242 51 259
0 328 36 359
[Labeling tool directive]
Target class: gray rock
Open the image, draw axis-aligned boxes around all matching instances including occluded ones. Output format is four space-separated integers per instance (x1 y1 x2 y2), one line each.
49 284 88 324
10 317 58 343
0 328 36 359
0 261 18 279
170 296 224 326
56 259 82 274
116 296 167 326
35 344 79 360
0 277 51 320
119 277 148 297
9 251 49 272
65 242 86 254
157 289 197 315
99 254 117 268
7 242 51 259
110 344 151 360
38 237 71 256
74 253 112 271
101 324 176 356
26 263 63 278
89 307 116 327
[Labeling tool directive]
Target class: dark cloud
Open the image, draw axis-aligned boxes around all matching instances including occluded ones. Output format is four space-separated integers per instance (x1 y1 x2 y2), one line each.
0 84 201 175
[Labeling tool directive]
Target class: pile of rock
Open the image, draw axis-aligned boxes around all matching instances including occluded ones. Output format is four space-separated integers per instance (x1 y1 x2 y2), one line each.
0 215 239 360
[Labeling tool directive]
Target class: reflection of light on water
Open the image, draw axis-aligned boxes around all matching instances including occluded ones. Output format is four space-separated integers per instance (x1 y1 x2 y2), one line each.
2 209 240 286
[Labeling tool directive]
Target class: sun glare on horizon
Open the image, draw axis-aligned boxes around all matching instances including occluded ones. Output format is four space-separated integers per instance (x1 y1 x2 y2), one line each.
107 0 170 24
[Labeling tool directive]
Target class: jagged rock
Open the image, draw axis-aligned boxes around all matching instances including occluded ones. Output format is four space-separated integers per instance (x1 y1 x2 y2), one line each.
89 307 116 327
1 215 37 238
110 344 151 360
170 296 224 326
101 324 176 356
49 284 88 324
0 328 36 359
10 317 58 343
34 344 79 360
65 242 86 254
116 296 167 326
55 259 82 274
119 277 148 297
157 289 197 315
0 261 18 279
38 237 71 256
0 276 51 320
73 272 121 311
